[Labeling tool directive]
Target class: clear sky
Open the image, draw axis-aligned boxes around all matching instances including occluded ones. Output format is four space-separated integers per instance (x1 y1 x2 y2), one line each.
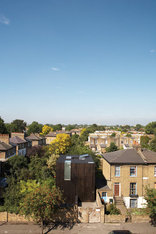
0 0 156 125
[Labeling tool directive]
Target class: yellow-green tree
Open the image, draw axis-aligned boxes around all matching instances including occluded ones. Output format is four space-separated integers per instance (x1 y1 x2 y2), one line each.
41 125 53 136
49 133 71 155
47 154 60 177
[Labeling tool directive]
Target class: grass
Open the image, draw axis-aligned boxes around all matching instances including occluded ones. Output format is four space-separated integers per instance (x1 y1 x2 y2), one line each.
128 208 150 216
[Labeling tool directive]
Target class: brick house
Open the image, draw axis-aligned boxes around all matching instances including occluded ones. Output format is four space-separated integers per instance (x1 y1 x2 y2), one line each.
9 136 27 156
26 133 46 146
99 148 156 208
0 134 16 162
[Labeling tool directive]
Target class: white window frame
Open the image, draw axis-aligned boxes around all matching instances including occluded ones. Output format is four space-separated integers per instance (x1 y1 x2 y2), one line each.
130 166 137 177
154 166 156 177
115 166 120 177
130 183 137 195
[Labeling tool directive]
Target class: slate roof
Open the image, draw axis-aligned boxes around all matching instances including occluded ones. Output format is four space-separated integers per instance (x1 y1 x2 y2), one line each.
46 132 56 137
102 148 156 165
9 136 27 145
102 149 145 165
141 149 156 164
26 134 42 141
0 141 13 151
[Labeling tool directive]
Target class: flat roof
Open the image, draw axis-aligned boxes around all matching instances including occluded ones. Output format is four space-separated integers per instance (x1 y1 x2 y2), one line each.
57 154 95 164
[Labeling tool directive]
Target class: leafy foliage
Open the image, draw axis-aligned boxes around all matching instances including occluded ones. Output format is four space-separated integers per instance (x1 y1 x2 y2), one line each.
149 137 156 152
135 124 144 131
47 154 60 177
110 132 116 137
49 133 71 155
10 119 27 132
140 136 150 149
27 121 43 135
145 187 156 219
106 142 118 152
41 125 53 136
0 116 8 134
20 184 63 224
145 122 156 135
106 204 121 215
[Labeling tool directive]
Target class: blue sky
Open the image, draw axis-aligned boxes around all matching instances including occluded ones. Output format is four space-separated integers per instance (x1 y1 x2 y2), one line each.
0 0 156 125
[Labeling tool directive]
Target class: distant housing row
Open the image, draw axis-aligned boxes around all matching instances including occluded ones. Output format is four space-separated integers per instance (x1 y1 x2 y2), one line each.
0 129 81 162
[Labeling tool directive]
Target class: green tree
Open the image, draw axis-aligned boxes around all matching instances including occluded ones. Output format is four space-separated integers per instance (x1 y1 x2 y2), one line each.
149 137 156 152
20 184 63 234
110 132 116 137
135 124 143 131
10 119 27 132
27 121 43 135
0 117 8 134
47 154 59 177
126 133 132 137
145 122 156 135
65 124 77 131
145 186 156 222
106 142 118 152
140 136 150 149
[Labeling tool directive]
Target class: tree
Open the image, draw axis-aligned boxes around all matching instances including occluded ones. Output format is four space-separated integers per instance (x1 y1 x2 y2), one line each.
65 124 77 131
0 117 8 134
149 137 156 152
49 133 71 155
10 119 27 132
47 154 59 177
135 124 143 131
140 136 150 149
41 125 53 136
20 184 63 234
145 122 156 135
126 133 132 138
110 132 116 137
27 121 43 135
145 186 156 222
106 142 118 152
51 124 62 131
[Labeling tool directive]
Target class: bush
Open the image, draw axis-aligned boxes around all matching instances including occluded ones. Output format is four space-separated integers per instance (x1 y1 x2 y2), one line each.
106 204 121 215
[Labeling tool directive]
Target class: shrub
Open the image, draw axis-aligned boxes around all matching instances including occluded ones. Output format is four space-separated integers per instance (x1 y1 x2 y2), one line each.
106 204 121 215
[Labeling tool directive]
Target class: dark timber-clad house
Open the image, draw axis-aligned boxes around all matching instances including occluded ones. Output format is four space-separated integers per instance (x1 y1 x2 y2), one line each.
56 154 95 204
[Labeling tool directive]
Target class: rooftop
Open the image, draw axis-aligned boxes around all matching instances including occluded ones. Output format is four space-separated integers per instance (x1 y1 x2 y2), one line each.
0 141 13 151
10 136 27 145
57 154 95 164
102 148 156 165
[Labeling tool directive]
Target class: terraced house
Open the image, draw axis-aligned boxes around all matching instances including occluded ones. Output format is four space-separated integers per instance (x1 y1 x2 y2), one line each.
99 148 156 208
0 134 16 162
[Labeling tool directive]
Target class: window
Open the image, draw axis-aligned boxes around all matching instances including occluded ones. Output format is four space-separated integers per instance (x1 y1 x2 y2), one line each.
130 183 137 195
102 192 107 197
130 199 137 208
64 160 71 180
130 166 137 177
115 166 120 177
154 166 156 177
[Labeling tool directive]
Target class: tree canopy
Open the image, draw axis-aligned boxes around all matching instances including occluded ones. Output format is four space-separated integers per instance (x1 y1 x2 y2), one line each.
10 119 27 132
106 142 118 152
0 117 8 134
49 133 71 155
145 186 156 222
145 122 156 135
27 121 43 135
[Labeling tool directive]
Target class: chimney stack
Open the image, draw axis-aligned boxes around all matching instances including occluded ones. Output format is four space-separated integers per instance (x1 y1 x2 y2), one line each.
0 134 10 144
